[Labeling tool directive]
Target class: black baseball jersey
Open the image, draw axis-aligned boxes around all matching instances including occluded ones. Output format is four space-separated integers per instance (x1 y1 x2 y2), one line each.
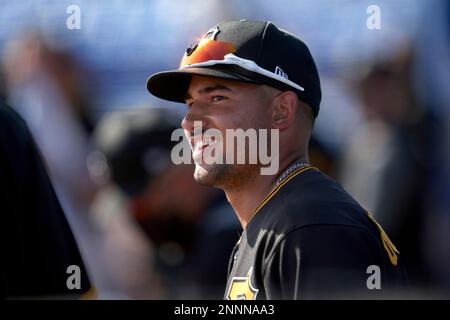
0 101 91 298
225 165 407 300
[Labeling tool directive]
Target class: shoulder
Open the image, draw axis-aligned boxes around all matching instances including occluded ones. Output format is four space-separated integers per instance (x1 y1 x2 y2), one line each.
0 100 29 132
0 101 33 153
247 168 388 265
265 224 383 268
261 224 404 299
0 101 43 186
254 168 374 235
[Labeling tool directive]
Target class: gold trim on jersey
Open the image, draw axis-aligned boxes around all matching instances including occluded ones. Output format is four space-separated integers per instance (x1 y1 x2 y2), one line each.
80 286 98 300
247 165 317 226
367 212 400 266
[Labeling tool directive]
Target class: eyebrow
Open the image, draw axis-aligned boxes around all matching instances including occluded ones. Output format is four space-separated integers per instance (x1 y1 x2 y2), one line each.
184 84 232 101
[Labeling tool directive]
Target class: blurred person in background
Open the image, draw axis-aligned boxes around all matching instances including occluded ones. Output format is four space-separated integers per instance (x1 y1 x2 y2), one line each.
308 135 337 179
0 99 91 298
340 48 443 295
2 32 96 204
1 32 158 299
92 107 241 299
416 1 450 296
1 32 106 295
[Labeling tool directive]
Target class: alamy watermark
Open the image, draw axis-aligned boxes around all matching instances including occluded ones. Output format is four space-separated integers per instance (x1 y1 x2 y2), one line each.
366 5 381 30
171 121 279 175
366 264 381 289
66 5 81 30
66 265 81 290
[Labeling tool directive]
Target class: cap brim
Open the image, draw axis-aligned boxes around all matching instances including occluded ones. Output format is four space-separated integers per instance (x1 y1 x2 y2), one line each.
146 67 260 103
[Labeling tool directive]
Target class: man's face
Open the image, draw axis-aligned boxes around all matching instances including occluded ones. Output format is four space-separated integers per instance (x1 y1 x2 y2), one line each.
182 75 271 189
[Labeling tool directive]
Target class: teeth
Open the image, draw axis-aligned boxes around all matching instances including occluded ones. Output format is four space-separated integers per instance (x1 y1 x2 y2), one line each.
193 140 205 151
192 136 215 151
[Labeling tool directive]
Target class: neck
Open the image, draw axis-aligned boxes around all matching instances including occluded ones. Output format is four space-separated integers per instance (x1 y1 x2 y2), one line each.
224 152 308 229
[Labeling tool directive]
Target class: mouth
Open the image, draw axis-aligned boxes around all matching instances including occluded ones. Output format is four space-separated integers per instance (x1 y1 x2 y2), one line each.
191 135 216 164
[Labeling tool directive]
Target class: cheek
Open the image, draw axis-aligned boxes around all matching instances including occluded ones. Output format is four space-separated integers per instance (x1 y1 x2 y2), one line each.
208 98 265 133
239 102 267 130
227 103 263 129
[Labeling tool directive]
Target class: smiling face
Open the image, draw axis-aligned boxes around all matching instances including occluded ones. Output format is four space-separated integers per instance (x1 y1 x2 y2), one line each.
181 75 275 190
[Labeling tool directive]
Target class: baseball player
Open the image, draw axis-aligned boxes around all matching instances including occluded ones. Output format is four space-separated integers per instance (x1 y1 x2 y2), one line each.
147 20 407 299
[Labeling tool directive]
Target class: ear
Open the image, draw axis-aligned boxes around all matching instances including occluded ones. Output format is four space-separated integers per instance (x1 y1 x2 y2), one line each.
271 91 298 130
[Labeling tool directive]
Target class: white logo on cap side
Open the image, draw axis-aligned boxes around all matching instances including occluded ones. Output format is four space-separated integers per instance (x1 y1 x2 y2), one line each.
180 53 305 92
275 66 288 79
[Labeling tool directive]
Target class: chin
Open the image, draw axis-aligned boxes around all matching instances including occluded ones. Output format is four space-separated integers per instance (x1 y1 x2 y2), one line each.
193 163 228 188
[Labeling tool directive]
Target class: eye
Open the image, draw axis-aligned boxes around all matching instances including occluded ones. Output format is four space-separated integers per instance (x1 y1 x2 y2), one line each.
212 95 227 103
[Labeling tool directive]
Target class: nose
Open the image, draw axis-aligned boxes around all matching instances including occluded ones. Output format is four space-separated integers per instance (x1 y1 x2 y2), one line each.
181 103 208 134
181 113 193 133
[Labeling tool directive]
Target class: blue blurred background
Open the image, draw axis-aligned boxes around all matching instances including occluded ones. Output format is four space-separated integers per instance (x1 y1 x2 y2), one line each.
0 0 447 144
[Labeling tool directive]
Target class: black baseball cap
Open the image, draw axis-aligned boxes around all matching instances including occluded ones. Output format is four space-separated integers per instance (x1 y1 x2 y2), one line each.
147 20 321 117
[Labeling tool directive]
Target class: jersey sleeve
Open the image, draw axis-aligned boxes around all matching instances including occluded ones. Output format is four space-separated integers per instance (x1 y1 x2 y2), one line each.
262 224 387 299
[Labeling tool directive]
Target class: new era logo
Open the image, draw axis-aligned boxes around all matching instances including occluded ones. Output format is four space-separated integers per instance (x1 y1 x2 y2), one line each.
275 66 288 79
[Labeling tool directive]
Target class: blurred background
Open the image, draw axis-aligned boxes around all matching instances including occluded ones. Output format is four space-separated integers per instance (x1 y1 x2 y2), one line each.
0 0 448 299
